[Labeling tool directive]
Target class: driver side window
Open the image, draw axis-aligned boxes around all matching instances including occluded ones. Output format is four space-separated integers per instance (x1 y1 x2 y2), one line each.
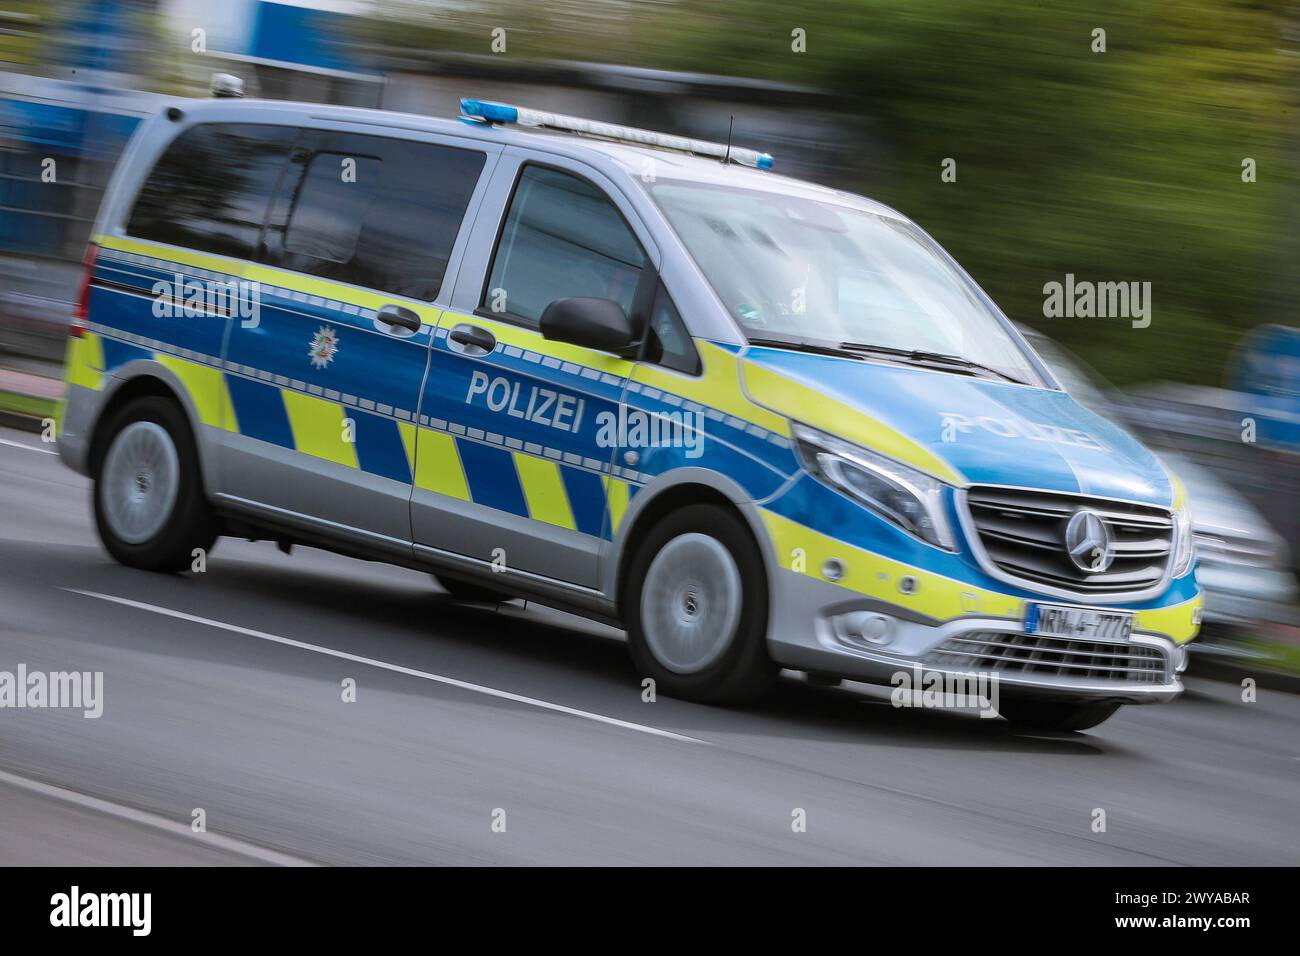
483 165 646 326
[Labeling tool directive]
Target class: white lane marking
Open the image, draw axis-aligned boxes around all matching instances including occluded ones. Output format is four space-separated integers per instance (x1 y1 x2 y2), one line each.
0 767 315 866
0 436 57 455
64 588 708 745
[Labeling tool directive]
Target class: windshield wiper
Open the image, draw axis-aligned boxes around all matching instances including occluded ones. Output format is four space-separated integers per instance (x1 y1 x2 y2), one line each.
839 343 1029 385
746 336 864 360
744 336 1029 384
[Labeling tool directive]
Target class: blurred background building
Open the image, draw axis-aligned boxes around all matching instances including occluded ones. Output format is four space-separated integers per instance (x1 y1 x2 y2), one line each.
2 0 1297 661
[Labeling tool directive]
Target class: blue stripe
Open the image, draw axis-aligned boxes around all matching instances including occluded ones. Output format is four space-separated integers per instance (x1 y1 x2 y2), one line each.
352 411 412 483
456 439 528 517
225 375 294 449
560 466 606 538
89 276 229 361
95 258 173 295
99 336 153 372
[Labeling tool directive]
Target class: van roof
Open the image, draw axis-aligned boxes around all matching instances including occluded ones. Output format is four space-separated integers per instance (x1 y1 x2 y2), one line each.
168 97 904 219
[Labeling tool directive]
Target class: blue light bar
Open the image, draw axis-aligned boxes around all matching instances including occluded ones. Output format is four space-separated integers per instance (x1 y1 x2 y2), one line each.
458 97 774 170
460 99 518 124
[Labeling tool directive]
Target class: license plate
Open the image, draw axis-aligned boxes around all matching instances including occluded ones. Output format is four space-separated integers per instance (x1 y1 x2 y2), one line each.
1025 603 1133 642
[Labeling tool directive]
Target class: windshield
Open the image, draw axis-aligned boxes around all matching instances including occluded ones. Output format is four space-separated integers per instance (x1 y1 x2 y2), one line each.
649 180 1040 383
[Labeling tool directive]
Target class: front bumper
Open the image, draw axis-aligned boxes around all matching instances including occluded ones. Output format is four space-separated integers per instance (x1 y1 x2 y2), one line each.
766 568 1188 704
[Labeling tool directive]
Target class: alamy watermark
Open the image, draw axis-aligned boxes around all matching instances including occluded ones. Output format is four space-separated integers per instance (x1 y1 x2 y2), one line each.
595 405 703 458
50 886 150 935
1043 274 1151 328
0 665 103 718
890 665 1000 718
151 273 261 328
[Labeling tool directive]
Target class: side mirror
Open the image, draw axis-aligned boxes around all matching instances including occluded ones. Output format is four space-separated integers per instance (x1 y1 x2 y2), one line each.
539 297 636 354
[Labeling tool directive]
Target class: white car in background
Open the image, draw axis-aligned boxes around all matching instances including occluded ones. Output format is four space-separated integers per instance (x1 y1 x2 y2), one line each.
1166 453 1296 644
1021 328 1297 652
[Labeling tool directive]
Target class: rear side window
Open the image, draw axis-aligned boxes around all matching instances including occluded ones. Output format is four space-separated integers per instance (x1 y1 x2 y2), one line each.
127 123 298 259
282 152 381 263
262 132 485 300
485 165 645 325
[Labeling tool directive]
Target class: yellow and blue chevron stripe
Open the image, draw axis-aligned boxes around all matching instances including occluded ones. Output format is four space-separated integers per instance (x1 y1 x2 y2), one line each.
74 320 630 540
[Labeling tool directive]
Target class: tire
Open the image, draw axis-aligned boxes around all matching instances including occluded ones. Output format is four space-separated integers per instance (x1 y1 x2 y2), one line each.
623 503 776 704
433 573 511 604
93 396 218 573
997 698 1122 732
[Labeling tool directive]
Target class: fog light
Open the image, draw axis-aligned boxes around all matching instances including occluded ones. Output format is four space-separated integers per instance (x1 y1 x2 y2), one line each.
833 610 895 647
821 558 845 582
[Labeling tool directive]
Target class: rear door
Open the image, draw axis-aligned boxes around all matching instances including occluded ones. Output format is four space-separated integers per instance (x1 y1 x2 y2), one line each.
217 127 495 549
409 153 659 589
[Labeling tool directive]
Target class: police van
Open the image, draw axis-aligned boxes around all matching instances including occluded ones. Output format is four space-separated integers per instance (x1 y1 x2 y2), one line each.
58 96 1201 731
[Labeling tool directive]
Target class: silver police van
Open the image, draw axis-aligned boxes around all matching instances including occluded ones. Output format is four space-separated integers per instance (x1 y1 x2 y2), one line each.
58 96 1201 730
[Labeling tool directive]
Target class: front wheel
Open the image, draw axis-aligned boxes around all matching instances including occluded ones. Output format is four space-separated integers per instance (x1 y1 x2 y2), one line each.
997 698 1122 732
93 396 218 572
624 503 776 704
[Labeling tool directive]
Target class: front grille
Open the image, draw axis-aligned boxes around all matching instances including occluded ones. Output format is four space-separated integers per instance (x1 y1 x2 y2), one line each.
964 486 1172 595
927 631 1169 684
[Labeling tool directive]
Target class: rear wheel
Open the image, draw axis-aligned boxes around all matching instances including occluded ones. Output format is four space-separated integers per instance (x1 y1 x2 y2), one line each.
433 573 511 604
624 503 776 704
997 698 1122 732
93 396 218 572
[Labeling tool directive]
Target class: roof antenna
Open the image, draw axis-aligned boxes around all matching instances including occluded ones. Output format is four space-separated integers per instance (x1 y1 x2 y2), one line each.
724 114 734 166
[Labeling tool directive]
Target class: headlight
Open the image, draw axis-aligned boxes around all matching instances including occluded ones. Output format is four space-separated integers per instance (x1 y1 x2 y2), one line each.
1171 506 1194 577
792 423 956 550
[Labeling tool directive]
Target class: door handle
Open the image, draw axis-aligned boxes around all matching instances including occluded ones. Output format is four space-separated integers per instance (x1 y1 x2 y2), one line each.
448 323 496 356
376 303 421 334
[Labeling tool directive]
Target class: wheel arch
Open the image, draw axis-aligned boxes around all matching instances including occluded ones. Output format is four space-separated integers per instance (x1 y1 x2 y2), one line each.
605 467 778 622
87 361 218 496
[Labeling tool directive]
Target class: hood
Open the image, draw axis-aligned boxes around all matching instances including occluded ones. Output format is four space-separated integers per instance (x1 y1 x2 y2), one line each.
739 346 1174 507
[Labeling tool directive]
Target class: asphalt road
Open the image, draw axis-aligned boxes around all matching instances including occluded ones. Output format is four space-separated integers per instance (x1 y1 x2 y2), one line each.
1 426 1297 865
